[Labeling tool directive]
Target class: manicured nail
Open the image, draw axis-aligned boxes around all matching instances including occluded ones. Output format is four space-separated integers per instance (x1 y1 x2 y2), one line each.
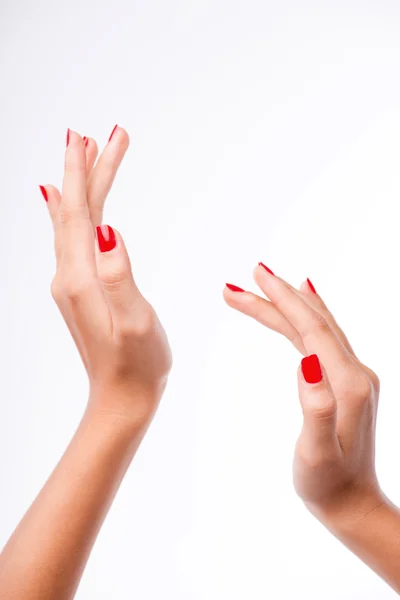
66 128 70 147
258 262 275 275
96 225 116 253
83 136 89 147
39 185 48 202
301 354 322 384
307 278 317 294
226 283 245 292
108 124 118 142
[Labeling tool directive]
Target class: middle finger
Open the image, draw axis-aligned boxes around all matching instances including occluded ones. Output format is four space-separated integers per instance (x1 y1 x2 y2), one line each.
86 125 130 228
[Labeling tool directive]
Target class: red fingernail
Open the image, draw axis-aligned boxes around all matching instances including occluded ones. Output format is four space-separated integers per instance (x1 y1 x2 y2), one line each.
108 124 118 142
259 262 275 275
83 136 89 147
307 278 317 294
39 185 48 202
226 283 245 292
66 128 70 147
301 354 322 384
96 225 116 253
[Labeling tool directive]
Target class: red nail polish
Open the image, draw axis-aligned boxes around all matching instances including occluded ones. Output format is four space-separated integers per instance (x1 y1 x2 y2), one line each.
108 124 118 142
66 128 70 147
96 225 116 253
226 283 245 292
258 262 275 275
301 354 322 384
39 185 48 202
307 278 317 294
83 136 89 147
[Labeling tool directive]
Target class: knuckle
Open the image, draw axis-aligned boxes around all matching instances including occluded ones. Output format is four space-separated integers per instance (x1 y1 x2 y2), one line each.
309 311 330 334
340 369 373 406
118 309 156 340
365 367 380 394
354 376 373 405
318 305 332 319
311 398 337 422
302 390 337 426
50 276 63 303
60 273 93 301
133 310 156 337
296 442 338 471
303 452 337 471
288 329 304 351
100 265 132 289
300 311 331 341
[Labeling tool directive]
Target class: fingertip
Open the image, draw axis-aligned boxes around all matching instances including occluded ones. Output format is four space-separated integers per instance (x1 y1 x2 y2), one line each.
88 138 98 154
40 184 61 205
225 283 245 293
297 359 337 427
258 262 275 275
223 285 246 311
253 263 277 295
108 124 118 142
64 130 86 171
253 262 275 282
108 125 130 150
117 128 130 152
39 185 48 202
66 129 84 148
301 354 323 384
64 131 88 182
252 264 261 281
118 127 130 146
96 224 117 253
306 278 317 294
85 138 99 173
45 184 60 194
95 225 128 255
299 280 310 294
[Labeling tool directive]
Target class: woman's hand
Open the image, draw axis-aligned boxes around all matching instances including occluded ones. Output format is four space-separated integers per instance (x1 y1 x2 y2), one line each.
42 127 172 427
0 126 172 600
224 266 400 593
224 265 382 519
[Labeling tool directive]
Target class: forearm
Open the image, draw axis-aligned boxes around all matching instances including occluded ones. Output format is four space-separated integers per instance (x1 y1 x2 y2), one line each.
310 489 400 594
0 401 147 599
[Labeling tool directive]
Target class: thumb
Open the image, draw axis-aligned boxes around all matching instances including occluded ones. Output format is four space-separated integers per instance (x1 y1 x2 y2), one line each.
95 225 150 329
297 354 339 454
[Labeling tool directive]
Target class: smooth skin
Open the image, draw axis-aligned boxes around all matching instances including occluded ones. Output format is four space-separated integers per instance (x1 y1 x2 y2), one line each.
0 127 172 599
224 266 400 594
1 127 399 598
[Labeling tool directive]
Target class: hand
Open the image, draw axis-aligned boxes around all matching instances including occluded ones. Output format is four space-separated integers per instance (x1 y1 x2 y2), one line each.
224 265 382 518
0 127 172 600
40 127 172 428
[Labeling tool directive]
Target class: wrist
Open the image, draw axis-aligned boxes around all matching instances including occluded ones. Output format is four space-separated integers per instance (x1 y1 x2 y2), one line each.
86 385 162 440
305 483 386 533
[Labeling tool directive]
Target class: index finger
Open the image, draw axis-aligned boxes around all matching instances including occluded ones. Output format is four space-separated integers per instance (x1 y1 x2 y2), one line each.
253 264 351 377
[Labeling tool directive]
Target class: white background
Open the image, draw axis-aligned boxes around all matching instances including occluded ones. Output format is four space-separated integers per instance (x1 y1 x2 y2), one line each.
1 0 400 598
